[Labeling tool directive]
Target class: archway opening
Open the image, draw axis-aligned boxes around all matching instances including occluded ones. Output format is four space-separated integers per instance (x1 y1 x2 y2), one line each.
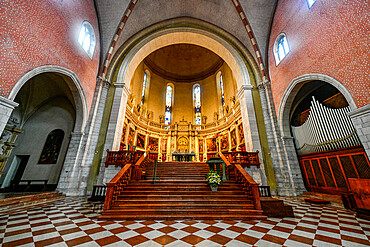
0 72 77 192
120 43 246 162
285 79 369 194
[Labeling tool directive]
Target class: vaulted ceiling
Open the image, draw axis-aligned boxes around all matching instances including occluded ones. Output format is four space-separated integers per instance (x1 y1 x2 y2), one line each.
94 0 277 73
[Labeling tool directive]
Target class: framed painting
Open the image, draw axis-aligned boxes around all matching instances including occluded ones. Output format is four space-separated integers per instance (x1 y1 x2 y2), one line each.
148 137 159 152
206 138 217 152
238 123 245 145
220 134 229 151
230 129 237 148
136 133 145 149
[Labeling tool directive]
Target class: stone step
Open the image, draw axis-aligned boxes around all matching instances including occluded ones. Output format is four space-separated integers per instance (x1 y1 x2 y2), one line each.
98 213 266 221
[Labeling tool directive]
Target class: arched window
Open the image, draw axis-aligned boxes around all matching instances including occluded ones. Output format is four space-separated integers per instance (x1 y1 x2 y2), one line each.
273 34 290 65
307 0 317 8
78 21 96 59
220 73 225 107
38 129 65 164
165 85 173 126
141 72 147 105
193 84 201 125
216 71 225 116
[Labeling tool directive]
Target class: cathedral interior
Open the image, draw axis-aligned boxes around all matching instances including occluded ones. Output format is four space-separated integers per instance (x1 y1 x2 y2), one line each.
0 0 369 246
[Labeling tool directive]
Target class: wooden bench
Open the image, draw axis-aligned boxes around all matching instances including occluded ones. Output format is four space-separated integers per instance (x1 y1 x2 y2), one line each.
11 180 48 192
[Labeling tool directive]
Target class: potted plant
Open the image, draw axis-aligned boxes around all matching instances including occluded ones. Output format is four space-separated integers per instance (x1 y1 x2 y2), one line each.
205 170 222 191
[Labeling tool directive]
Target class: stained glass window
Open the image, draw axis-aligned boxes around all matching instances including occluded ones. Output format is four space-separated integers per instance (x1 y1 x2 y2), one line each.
220 74 225 106
78 22 95 58
165 85 173 125
275 35 290 65
141 73 147 105
194 85 201 125
307 0 316 8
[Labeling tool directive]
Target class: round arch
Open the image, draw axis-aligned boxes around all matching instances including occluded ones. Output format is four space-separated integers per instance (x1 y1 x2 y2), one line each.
106 18 262 88
9 65 88 132
104 18 264 152
278 73 358 137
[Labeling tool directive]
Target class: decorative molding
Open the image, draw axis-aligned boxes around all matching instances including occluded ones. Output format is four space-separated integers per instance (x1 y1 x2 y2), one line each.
230 0 268 81
101 0 138 77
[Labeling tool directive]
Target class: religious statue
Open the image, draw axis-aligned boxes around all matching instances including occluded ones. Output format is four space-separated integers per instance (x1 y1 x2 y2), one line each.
223 105 229 114
147 111 153 120
230 96 236 106
213 111 219 121
202 116 207 125
159 115 164 124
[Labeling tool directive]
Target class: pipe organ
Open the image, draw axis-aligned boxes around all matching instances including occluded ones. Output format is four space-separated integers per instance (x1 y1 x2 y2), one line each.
291 97 361 155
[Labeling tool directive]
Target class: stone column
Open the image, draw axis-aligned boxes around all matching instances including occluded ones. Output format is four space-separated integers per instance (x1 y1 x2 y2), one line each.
237 84 267 186
0 96 18 136
57 131 85 195
257 80 305 196
349 104 370 158
236 85 261 152
100 82 131 183
58 78 112 196
84 79 111 193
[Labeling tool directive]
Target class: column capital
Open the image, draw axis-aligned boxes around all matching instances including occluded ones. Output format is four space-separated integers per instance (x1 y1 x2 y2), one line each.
71 131 85 138
114 82 131 96
236 84 254 99
97 76 111 88
0 96 18 109
281 136 294 140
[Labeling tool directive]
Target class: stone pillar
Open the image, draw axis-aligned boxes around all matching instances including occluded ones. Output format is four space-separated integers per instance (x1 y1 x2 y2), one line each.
58 78 112 196
84 79 111 193
0 96 18 136
100 82 131 183
257 81 305 196
349 104 370 158
57 131 85 195
237 84 267 186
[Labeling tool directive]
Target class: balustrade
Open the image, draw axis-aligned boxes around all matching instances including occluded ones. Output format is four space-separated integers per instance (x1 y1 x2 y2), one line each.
103 152 153 210
222 151 260 168
105 150 144 167
218 152 261 210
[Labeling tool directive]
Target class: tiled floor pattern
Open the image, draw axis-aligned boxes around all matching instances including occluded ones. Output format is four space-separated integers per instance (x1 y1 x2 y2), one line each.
0 197 369 246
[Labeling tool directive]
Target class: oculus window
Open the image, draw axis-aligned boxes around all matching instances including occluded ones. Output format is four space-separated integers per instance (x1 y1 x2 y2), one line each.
273 34 290 66
78 21 96 59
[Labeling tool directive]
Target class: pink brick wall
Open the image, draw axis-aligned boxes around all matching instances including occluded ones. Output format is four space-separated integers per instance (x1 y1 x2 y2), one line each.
269 0 369 111
0 0 100 109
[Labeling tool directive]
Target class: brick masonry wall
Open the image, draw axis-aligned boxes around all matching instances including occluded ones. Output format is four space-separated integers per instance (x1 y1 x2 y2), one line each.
0 0 100 108
269 0 369 110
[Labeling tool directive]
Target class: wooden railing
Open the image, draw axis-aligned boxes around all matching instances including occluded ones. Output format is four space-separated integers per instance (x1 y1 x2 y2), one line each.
105 150 145 167
218 152 261 210
221 151 260 168
103 153 151 210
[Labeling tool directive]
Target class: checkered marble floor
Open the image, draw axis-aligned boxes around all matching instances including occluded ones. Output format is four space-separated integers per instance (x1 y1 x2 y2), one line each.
0 197 369 246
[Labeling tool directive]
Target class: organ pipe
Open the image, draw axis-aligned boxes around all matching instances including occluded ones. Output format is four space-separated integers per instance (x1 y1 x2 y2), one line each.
291 97 361 155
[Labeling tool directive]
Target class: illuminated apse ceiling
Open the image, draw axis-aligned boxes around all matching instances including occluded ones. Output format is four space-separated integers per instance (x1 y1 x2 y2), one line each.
144 44 223 82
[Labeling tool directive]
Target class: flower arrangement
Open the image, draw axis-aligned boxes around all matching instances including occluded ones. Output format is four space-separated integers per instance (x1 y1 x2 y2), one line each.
205 170 222 188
